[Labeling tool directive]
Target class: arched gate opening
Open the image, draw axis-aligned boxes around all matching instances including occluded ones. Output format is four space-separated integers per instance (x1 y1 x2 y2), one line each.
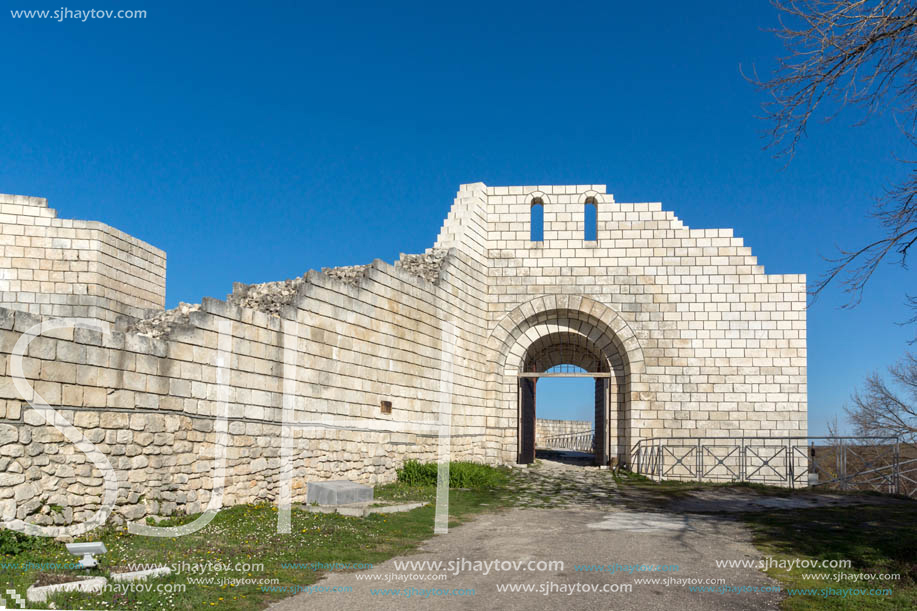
487 297 644 470
517 331 621 465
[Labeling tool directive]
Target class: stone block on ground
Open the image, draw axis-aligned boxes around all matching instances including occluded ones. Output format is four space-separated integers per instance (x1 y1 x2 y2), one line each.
306 480 373 506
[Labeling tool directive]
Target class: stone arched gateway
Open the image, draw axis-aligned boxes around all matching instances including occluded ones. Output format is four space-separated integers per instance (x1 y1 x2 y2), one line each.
487 296 645 466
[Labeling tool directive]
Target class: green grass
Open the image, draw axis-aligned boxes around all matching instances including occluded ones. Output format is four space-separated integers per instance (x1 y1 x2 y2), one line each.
0 480 514 610
395 460 510 489
5 461 912 610
615 471 796 494
612 470 653 484
741 504 917 610
0 528 43 556
612 471 917 608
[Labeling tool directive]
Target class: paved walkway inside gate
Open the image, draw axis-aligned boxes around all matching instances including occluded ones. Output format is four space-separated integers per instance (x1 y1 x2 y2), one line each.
269 458 801 611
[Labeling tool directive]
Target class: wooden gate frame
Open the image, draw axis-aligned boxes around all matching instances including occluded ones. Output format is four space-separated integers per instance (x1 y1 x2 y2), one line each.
517 371 613 465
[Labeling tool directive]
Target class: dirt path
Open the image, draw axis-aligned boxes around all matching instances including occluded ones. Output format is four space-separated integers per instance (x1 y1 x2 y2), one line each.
269 459 787 611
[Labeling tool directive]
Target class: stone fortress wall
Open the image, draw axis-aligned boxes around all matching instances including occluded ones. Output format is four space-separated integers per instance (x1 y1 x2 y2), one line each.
534 419 593 446
0 183 807 527
475 185 806 462
0 194 165 323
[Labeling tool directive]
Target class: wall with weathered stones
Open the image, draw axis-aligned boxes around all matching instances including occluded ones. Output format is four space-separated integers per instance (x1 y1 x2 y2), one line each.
0 182 807 527
0 193 166 323
0 251 491 524
0 183 500 525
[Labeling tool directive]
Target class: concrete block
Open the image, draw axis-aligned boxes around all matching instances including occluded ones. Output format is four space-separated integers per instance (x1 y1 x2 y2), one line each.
111 566 171 582
27 577 107 602
306 480 373 506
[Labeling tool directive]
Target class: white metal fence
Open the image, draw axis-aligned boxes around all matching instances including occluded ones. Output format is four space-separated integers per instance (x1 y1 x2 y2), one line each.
539 430 595 453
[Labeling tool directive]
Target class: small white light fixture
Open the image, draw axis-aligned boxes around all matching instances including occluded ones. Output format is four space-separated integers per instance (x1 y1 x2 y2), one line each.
65 542 107 569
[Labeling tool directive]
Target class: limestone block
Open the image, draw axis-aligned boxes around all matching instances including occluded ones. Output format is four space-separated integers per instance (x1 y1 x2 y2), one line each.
100 412 129 429
0 424 18 445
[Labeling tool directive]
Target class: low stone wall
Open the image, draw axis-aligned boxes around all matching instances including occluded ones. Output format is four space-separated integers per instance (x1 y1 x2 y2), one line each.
535 419 592 447
0 406 460 526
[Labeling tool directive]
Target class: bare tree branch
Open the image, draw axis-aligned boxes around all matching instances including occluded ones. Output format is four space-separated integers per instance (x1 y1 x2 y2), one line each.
846 352 917 442
750 1 917 316
751 0 917 157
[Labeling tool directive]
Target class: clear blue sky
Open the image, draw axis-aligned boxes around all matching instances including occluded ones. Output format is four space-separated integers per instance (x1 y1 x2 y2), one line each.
2 1 911 436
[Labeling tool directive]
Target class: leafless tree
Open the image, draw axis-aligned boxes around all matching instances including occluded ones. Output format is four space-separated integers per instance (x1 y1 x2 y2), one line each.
826 414 844 441
750 1 917 310
848 351 917 442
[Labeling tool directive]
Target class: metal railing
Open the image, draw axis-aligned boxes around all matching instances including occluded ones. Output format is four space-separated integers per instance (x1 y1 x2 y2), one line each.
539 430 595 453
631 436 917 498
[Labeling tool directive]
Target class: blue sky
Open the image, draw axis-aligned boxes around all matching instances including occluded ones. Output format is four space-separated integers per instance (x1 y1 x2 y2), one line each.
2 1 911 435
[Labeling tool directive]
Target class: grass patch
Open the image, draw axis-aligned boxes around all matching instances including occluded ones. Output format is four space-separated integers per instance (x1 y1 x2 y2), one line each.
395 460 510 489
0 483 514 609
742 503 917 610
613 470 652 484
0 528 42 555
614 474 820 500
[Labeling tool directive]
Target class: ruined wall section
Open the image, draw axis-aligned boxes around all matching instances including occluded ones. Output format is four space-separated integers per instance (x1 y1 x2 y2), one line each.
0 193 166 323
432 182 488 266
0 208 491 526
